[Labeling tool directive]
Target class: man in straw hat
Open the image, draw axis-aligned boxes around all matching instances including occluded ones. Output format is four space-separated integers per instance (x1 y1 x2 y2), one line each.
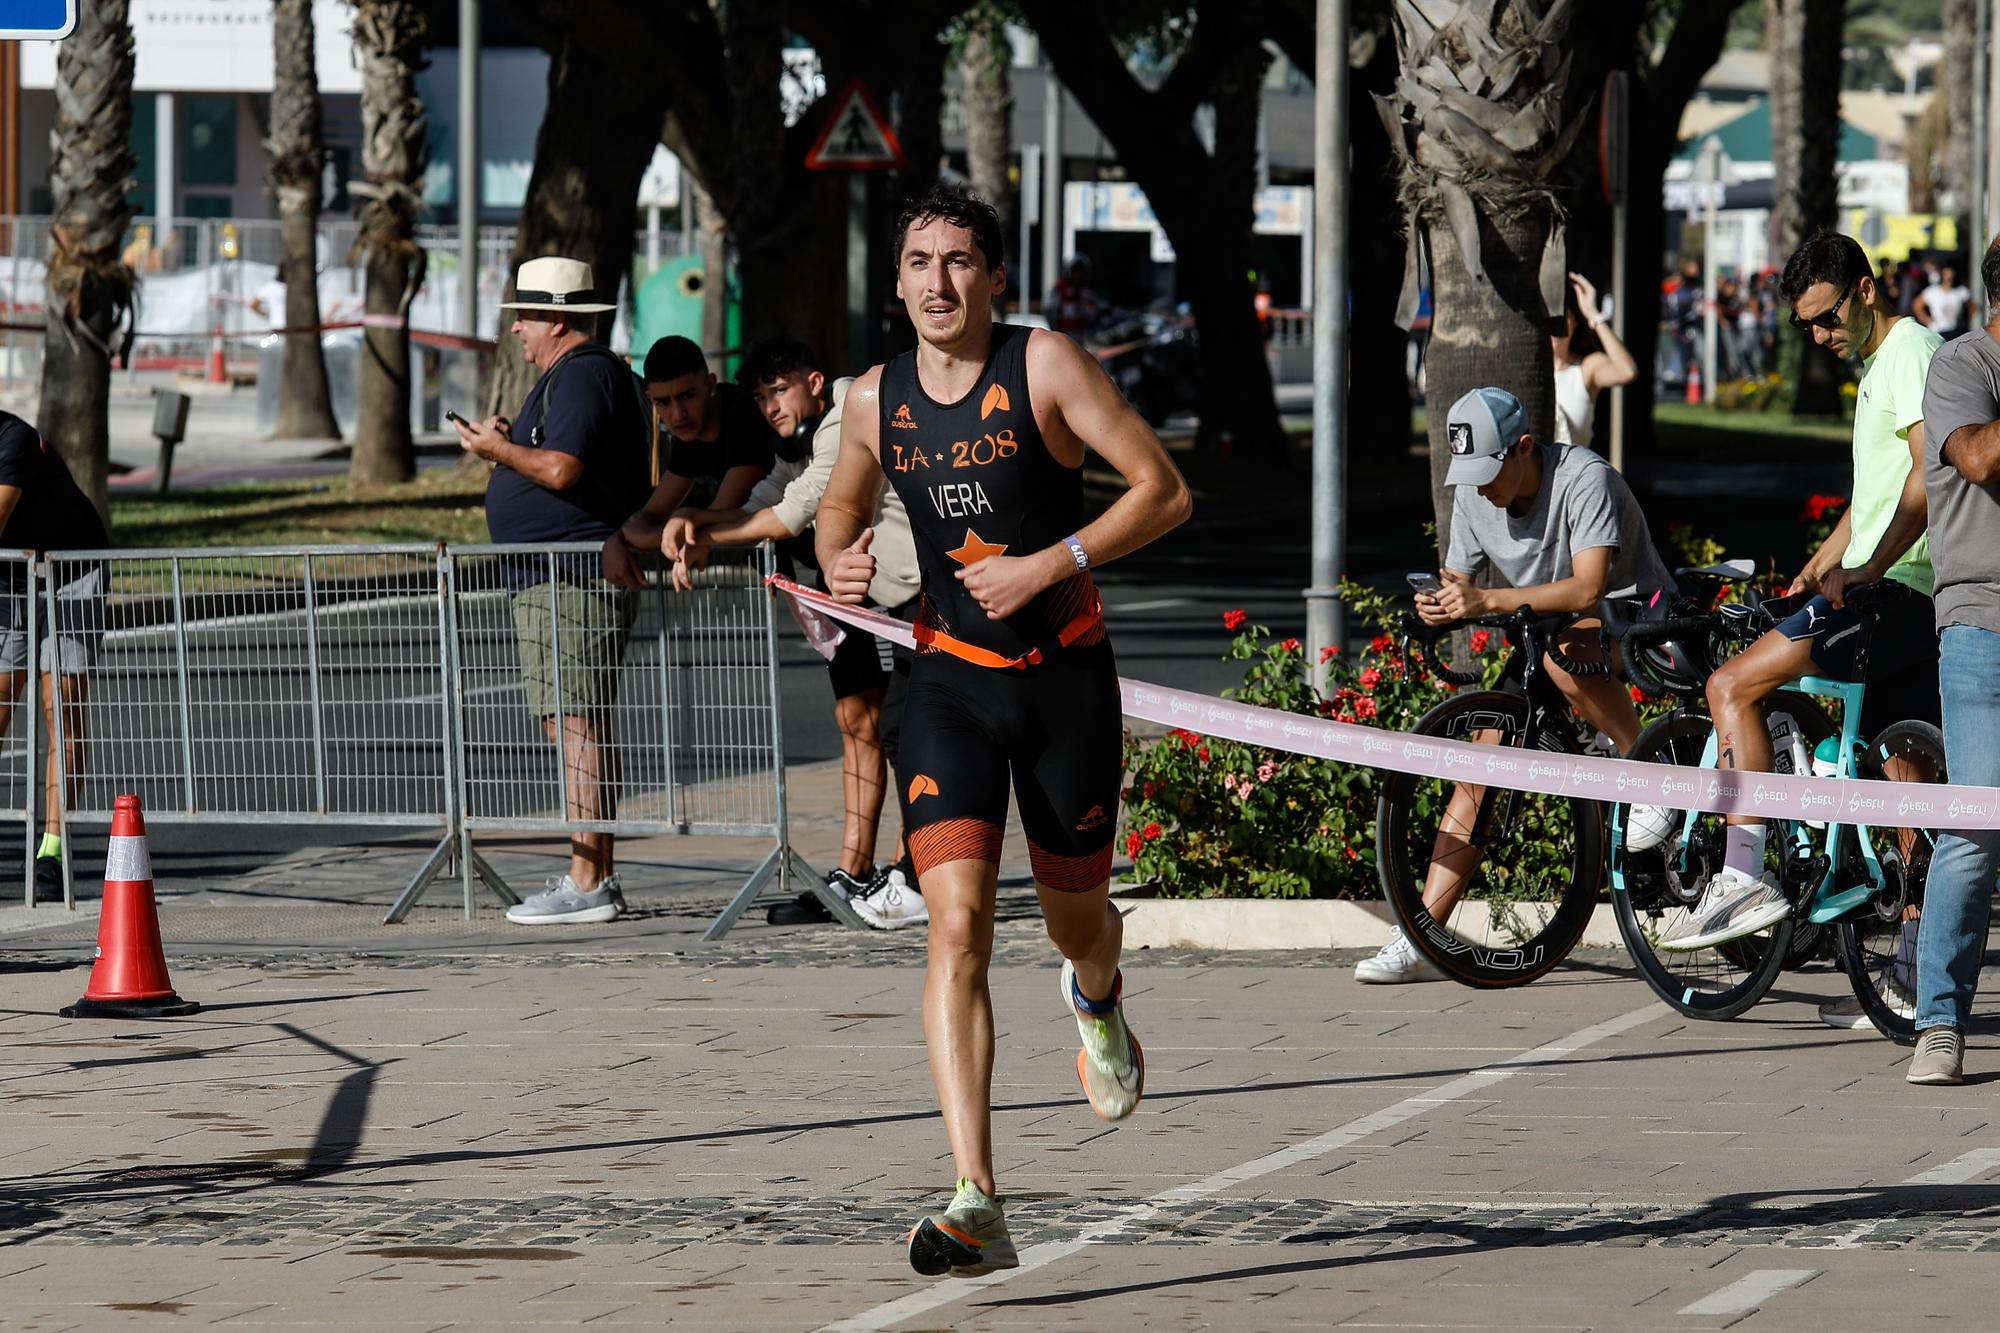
455 256 651 925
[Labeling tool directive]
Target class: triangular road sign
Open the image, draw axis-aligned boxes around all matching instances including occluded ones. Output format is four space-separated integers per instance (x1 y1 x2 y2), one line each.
805 80 907 171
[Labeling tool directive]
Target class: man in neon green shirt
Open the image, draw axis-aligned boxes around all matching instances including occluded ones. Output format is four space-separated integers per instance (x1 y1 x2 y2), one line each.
1645 230 1941 955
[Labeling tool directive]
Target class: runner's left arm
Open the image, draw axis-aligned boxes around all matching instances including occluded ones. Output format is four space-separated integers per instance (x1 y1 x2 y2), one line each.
956 330 1192 621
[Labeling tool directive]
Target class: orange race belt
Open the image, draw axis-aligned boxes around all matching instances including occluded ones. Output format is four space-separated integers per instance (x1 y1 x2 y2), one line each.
913 602 1104 669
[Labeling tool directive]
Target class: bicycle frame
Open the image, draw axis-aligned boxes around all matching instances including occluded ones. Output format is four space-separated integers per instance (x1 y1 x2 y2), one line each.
1610 674 1885 922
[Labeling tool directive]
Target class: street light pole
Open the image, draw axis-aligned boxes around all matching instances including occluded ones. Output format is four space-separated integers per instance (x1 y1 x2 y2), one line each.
1306 0 1349 686
457 0 480 338
1041 67 1063 313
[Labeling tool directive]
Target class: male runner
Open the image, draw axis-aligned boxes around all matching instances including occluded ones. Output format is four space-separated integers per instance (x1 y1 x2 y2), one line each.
815 183 1191 1279
1657 230 1940 954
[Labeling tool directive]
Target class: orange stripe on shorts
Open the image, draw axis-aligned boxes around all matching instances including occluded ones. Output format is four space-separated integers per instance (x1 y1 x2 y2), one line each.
1027 840 1113 893
910 818 1004 875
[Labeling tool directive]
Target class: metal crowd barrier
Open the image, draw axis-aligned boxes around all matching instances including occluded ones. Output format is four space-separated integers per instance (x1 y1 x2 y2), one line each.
19 542 820 937
2 551 43 902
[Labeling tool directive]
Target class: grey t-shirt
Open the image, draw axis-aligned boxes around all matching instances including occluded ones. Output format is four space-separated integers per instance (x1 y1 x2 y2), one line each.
1446 443 1674 599
1921 328 2000 633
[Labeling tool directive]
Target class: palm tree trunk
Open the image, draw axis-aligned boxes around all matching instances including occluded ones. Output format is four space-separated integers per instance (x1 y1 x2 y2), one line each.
1944 0 1977 242
960 6 1015 239
268 0 339 441
38 0 139 525
1770 0 1845 416
1422 208 1556 558
350 0 429 485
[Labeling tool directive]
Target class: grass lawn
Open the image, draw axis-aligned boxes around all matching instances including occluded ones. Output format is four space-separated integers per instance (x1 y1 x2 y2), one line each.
1650 401 1851 445
110 469 491 550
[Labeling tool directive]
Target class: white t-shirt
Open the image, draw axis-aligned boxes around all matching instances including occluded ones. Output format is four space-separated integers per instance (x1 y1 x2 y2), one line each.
255 279 288 332
1923 283 1972 333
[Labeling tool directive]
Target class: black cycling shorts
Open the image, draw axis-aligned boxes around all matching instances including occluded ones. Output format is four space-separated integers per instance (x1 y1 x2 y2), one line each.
898 641 1123 892
1772 581 1940 733
825 617 890 700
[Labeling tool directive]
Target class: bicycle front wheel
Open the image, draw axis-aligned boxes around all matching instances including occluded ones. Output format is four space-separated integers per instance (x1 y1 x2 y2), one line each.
1836 719 1948 1047
1375 690 1603 987
1609 704 1830 1019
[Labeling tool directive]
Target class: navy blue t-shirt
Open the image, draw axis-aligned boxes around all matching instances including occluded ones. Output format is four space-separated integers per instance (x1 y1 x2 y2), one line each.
485 345 650 547
0 411 108 552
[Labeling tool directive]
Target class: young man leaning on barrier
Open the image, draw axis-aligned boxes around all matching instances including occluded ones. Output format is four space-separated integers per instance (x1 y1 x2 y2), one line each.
1903 240 2000 1086
0 410 107 900
600 337 777 590
455 256 651 926
662 338 929 931
1369 384 1676 985
816 183 1191 1279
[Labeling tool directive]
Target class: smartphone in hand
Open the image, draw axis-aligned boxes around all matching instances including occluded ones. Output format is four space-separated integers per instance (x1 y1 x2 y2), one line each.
1405 572 1443 597
445 410 470 428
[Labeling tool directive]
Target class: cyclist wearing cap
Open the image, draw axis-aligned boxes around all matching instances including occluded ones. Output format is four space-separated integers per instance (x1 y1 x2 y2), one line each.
1356 384 1674 984
1653 231 1940 957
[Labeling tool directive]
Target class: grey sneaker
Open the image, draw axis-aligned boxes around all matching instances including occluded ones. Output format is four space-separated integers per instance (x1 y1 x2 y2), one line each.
1908 1026 1965 1086
1818 995 1874 1031
1658 870 1790 952
505 874 624 925
1354 928 1447 983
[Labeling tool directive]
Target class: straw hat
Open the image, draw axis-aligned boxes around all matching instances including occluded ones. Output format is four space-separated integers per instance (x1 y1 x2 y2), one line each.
498 256 617 313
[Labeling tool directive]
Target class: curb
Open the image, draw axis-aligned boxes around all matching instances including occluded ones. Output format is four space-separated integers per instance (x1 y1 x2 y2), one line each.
1113 894 1624 951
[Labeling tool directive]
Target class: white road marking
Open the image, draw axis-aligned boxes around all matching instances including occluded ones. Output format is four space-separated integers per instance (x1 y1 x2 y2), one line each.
816 1002 1666 1333
1106 597 1192 614
1903 1147 2000 1185
1675 1268 1818 1316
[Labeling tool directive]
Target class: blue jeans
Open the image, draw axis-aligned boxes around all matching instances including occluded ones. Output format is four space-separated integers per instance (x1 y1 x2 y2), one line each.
1916 624 2000 1030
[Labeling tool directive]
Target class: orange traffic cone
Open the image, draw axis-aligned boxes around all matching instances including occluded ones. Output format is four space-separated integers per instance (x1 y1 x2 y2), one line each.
207 323 227 385
60 795 200 1019
1685 362 1702 405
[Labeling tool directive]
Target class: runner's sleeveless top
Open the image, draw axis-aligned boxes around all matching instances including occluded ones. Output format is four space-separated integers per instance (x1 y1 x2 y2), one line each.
878 323 1104 667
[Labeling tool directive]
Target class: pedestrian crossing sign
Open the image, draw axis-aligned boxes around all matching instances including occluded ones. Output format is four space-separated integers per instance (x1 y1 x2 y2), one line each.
0 0 75 40
805 81 906 171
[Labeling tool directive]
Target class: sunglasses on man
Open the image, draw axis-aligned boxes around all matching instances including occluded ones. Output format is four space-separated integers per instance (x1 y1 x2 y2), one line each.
1788 282 1855 334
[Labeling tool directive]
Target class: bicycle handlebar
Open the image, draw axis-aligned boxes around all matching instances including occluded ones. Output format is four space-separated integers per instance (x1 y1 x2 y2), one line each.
1399 603 1611 687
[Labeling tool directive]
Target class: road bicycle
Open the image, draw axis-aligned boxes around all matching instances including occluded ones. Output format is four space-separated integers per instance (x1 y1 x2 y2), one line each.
1605 578 1944 1040
1374 605 1612 987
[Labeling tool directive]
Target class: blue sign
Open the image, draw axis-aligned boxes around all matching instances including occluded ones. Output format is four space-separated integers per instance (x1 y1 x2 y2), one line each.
0 0 76 40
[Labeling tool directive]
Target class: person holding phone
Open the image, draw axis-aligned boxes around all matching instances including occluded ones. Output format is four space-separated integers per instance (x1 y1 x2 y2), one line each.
1353 384 1675 985
456 256 651 926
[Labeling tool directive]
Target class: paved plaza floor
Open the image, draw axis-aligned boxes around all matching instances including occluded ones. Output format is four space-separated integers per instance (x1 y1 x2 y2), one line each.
2 761 1997 1329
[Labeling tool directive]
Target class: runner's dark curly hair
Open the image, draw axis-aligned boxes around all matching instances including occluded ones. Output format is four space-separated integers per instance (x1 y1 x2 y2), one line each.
892 183 1005 272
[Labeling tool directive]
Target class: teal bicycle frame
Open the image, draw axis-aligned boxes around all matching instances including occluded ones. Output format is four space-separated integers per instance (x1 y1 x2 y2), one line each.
1610 674 1885 924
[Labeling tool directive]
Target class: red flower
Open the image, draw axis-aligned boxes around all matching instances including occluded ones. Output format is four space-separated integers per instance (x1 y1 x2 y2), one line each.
1223 609 1248 631
1319 644 1340 663
1142 781 1159 800
1318 698 1337 716
1802 494 1848 522
1359 667 1382 691
1470 630 1491 654
1344 845 1360 861
1142 822 1163 841
1197 745 1211 762
1354 696 1378 719
1280 637 1301 653
1126 831 1144 859
1369 634 1394 655
1630 684 1651 704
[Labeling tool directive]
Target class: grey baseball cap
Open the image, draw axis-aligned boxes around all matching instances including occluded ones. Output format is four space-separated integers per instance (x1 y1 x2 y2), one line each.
1443 386 1530 487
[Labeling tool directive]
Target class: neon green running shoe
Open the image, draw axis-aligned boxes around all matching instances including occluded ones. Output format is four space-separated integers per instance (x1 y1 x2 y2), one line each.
1060 959 1145 1121
907 1177 1017 1278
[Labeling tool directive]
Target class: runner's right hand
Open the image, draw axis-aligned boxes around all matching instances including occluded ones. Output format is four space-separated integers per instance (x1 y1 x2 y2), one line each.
828 528 876 604
662 514 699 561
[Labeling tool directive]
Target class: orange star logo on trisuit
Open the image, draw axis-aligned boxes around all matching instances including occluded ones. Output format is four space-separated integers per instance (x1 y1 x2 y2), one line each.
946 529 1009 565
980 382 1010 420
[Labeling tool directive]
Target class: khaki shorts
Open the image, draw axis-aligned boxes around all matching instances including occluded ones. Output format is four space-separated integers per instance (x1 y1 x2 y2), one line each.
510 582 637 717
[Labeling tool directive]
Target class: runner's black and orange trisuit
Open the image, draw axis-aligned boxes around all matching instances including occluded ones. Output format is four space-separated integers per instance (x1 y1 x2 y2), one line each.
877 323 1123 891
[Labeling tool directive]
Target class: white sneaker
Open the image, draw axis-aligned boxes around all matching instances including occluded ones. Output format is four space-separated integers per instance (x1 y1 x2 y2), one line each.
1354 928 1447 984
1658 870 1789 952
1623 803 1678 852
1818 995 1874 1030
850 866 928 930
